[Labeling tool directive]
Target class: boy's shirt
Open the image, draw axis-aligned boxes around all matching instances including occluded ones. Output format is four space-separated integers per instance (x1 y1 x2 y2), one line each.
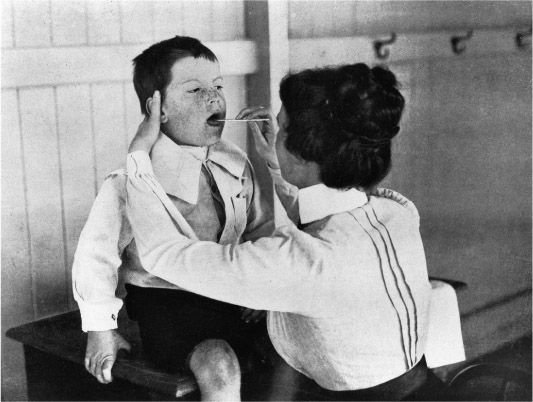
72 134 274 332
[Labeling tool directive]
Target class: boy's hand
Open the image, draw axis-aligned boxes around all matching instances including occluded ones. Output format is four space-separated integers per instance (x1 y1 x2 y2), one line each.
241 308 266 323
236 106 280 169
85 330 131 384
129 90 162 154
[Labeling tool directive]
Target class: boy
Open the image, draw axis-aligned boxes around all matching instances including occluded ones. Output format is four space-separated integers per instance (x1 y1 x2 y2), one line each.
72 36 273 399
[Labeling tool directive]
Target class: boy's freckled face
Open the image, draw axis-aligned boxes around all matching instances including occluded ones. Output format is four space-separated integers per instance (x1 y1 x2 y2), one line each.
161 57 226 146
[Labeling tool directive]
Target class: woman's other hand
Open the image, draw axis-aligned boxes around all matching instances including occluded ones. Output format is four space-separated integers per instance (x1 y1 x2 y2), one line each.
129 90 161 154
236 106 280 169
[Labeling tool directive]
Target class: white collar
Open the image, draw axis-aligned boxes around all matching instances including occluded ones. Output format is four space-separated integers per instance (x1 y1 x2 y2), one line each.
298 183 368 224
150 133 246 205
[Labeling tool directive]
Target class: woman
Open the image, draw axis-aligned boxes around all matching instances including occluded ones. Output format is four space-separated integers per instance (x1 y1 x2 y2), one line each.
126 64 447 400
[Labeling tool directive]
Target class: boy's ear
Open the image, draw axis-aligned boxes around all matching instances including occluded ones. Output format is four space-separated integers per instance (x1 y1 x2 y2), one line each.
146 97 168 123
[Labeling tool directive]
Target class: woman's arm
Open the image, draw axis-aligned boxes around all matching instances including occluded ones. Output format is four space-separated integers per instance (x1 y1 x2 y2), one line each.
126 150 321 313
126 93 321 313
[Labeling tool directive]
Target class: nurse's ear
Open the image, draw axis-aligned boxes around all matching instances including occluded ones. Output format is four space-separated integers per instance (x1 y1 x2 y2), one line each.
146 96 168 123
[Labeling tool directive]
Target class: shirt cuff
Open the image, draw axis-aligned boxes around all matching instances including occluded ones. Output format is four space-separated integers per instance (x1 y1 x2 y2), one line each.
77 300 123 332
127 151 153 177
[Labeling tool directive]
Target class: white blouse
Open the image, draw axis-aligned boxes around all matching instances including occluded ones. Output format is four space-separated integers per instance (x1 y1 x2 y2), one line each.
125 150 432 391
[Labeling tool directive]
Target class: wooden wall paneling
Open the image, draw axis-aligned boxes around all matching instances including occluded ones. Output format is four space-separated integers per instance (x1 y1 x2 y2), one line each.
1 0 14 48
56 85 97 310
382 61 433 202
211 0 245 41
1 89 32 402
2 41 258 89
330 1 357 38
13 0 51 48
288 0 320 39
289 28 530 72
1 89 34 323
51 0 87 46
87 1 121 45
289 36 374 71
91 83 128 188
267 1 290 116
182 0 213 42
221 75 247 152
420 55 531 222
121 0 155 44
288 1 531 38
350 1 531 36
154 1 185 41
124 82 143 144
19 87 69 318
382 54 531 318
461 291 532 359
245 0 290 225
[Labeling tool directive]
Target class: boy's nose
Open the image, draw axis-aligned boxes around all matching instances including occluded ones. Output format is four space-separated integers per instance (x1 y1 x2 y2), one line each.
205 88 221 104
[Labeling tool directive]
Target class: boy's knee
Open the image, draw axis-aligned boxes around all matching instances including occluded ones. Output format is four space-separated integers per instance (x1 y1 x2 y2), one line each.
189 339 241 389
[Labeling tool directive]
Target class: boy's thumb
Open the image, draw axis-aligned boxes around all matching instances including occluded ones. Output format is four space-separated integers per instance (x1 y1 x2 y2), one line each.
102 358 114 382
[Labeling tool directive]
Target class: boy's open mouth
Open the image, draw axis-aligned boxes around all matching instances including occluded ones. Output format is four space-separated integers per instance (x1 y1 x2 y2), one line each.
206 112 225 127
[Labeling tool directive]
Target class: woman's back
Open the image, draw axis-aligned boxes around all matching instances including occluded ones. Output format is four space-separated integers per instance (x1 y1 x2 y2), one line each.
268 188 431 391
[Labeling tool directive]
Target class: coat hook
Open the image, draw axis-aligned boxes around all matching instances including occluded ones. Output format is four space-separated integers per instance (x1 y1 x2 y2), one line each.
373 33 397 60
451 29 473 54
516 27 532 50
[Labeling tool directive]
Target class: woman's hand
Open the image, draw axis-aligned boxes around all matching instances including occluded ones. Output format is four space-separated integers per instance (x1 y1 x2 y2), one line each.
129 90 161 154
236 106 280 169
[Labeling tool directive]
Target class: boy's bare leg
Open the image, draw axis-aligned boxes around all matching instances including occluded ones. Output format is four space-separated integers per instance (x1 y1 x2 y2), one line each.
188 339 241 401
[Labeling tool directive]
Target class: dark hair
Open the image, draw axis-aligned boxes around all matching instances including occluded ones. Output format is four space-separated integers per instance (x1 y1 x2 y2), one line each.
132 36 218 115
279 63 404 190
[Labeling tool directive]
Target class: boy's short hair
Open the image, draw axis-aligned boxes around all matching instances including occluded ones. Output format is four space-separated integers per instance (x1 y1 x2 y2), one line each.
279 63 405 190
133 36 218 115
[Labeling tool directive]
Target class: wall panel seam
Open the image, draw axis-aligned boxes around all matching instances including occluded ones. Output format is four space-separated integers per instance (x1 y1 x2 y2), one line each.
84 1 89 46
47 0 53 47
53 86 72 311
89 84 99 198
122 82 129 153
16 88 37 319
118 0 124 44
10 0 16 49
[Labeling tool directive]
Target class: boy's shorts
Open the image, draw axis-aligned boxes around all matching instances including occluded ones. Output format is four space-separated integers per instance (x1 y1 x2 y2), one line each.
124 284 268 374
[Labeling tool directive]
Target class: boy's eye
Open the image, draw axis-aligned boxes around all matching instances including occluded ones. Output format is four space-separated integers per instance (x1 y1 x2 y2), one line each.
216 86 224 90
188 88 201 93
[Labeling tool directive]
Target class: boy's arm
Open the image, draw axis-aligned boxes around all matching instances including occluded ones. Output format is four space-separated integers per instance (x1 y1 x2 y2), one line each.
72 174 129 331
126 151 321 314
72 174 132 383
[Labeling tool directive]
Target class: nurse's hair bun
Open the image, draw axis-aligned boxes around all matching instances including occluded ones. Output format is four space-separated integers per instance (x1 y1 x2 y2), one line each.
279 63 405 189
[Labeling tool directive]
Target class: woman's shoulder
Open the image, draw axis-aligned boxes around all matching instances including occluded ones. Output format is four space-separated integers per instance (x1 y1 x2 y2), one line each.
368 188 420 219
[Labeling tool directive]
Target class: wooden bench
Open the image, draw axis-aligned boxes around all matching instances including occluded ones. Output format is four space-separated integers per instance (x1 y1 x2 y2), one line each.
6 311 318 401
7 278 469 401
6 310 198 401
